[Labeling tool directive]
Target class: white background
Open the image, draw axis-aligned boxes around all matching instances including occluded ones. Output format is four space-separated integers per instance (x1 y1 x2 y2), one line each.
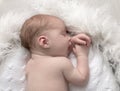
0 0 120 22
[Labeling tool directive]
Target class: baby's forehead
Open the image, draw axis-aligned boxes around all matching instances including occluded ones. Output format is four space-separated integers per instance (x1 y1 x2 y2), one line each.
31 14 66 30
46 15 66 28
47 15 64 23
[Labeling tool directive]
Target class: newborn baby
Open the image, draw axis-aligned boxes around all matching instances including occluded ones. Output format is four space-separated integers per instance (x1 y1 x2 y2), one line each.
20 14 91 91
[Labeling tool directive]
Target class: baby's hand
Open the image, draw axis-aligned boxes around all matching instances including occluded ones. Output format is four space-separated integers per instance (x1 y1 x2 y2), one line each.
71 33 91 57
71 33 91 46
73 44 90 57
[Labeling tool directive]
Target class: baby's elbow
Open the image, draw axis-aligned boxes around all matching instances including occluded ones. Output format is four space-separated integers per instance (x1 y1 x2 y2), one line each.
75 75 89 86
80 76 89 86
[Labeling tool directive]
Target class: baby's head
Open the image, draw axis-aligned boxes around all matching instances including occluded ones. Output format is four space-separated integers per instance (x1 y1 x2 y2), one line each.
20 14 71 57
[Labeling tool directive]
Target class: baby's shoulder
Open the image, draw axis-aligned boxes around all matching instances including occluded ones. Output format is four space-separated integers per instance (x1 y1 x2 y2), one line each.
53 57 72 67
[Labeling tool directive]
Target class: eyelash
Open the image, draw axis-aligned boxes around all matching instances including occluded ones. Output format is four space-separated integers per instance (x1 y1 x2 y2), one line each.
66 30 71 34
62 30 71 36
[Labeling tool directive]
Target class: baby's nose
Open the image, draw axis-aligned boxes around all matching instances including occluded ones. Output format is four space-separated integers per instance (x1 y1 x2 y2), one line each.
68 35 71 40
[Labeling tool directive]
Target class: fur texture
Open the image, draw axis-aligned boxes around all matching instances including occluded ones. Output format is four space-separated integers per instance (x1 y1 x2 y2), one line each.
0 0 120 91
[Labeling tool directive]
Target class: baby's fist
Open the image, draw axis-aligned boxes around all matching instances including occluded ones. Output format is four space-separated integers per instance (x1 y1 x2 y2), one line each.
71 33 91 46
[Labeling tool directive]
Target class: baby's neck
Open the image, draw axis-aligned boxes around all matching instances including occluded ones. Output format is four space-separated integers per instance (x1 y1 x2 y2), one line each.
31 50 51 57
30 52 52 61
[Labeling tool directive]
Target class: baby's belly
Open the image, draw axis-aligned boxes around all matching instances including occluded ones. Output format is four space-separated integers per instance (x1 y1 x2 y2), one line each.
26 75 68 91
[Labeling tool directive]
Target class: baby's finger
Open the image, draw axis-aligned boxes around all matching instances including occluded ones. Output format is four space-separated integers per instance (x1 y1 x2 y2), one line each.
78 34 91 42
72 46 76 53
78 34 91 46
72 38 86 45
86 37 92 46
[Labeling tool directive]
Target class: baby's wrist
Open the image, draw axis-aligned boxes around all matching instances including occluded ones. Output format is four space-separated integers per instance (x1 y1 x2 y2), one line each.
76 54 88 59
75 53 88 57
77 55 88 62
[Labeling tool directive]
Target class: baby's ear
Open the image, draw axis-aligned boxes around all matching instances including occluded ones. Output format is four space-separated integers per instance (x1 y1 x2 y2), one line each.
37 36 50 48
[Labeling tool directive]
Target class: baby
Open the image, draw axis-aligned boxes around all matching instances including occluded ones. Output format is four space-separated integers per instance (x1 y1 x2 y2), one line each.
20 14 91 91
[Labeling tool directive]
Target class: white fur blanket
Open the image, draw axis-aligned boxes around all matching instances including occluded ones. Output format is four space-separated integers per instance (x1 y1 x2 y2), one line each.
0 0 120 91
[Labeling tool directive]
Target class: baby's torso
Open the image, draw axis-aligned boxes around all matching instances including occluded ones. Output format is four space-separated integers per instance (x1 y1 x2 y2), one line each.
26 57 68 91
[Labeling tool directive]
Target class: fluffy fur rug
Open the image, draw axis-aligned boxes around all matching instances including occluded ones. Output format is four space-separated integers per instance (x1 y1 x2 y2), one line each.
0 0 120 91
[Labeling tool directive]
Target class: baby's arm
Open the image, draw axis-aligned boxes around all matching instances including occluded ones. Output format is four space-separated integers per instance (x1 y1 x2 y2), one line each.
63 33 91 86
72 33 91 83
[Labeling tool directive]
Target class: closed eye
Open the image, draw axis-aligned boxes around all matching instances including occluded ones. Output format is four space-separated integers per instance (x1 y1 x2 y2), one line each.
66 30 72 35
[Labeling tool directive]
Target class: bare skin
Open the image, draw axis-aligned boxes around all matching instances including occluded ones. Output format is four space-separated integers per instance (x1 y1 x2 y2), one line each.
24 15 91 91
26 56 70 91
